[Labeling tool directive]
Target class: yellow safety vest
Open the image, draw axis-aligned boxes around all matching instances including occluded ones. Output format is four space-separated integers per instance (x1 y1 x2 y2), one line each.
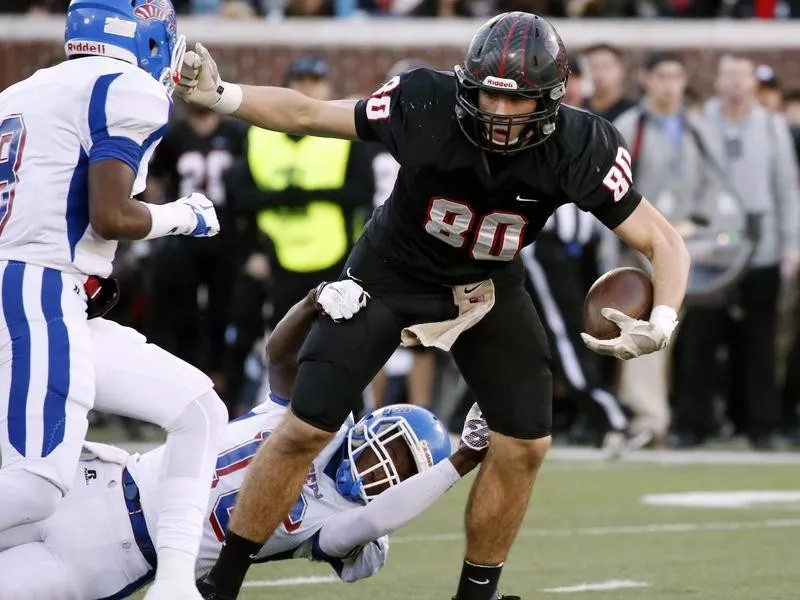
248 128 351 273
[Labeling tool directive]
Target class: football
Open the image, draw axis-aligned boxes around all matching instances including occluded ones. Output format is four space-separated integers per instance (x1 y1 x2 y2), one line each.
583 267 654 340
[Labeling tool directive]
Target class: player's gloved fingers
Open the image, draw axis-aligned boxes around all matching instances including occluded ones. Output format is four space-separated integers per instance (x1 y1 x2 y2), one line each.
580 333 620 356
180 51 201 74
600 308 633 326
195 43 217 74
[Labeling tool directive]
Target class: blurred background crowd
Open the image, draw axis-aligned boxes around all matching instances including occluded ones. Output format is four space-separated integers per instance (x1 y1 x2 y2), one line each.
5 0 800 20
2 8 800 454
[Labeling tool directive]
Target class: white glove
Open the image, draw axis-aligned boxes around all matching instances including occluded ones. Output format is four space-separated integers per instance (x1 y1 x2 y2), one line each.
175 43 242 114
314 280 369 322
581 305 679 360
459 403 489 452
177 192 220 237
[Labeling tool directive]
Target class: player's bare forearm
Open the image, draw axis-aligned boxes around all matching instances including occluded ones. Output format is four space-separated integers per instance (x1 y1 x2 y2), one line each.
265 290 318 400
450 447 485 477
613 198 691 311
233 86 360 140
88 160 153 240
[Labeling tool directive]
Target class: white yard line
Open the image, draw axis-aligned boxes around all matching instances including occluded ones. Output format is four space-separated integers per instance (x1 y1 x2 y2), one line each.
543 579 651 593
392 518 800 545
242 575 338 588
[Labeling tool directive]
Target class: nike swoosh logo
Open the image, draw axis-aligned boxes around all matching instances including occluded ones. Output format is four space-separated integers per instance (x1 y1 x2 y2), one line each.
516 195 539 203
464 283 482 294
467 578 490 585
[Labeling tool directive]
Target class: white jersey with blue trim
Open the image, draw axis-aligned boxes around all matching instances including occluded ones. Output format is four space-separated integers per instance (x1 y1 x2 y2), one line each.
0 56 170 277
128 396 388 584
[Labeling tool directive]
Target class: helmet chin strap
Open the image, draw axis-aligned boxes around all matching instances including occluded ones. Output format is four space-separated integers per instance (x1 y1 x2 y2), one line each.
159 34 186 96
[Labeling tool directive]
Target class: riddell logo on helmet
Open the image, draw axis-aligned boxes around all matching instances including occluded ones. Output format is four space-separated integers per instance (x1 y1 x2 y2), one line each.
482 76 518 90
66 41 108 55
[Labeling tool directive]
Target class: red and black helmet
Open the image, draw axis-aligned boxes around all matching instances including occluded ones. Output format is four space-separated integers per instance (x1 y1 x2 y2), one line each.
454 12 570 153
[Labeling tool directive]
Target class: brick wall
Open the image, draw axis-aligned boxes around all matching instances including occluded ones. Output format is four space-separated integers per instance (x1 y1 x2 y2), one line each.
3 41 800 99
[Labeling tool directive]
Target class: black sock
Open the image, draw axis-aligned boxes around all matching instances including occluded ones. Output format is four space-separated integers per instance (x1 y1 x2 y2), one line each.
205 531 262 596
455 560 504 600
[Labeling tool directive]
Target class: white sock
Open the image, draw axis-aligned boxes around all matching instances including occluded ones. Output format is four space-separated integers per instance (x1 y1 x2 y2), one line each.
153 547 198 584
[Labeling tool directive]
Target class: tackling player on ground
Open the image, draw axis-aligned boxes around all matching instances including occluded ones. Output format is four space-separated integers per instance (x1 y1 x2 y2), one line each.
178 12 691 600
0 282 490 599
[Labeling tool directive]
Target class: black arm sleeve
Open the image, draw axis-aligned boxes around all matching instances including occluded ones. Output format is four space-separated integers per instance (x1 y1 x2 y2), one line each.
562 115 642 230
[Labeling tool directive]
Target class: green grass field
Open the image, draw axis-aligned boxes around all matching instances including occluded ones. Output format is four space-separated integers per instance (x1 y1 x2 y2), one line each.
131 453 800 600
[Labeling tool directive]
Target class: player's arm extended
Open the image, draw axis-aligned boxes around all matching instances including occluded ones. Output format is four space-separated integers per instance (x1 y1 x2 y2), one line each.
265 290 319 401
267 281 370 399
612 197 691 312
177 44 359 140
314 447 483 559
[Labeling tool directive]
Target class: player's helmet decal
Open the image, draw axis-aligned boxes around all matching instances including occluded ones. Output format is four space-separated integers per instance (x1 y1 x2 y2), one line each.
65 0 185 92
454 12 569 153
335 404 451 505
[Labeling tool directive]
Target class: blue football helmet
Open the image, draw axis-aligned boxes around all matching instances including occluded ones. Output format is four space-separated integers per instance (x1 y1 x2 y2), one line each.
64 0 185 91
335 404 452 505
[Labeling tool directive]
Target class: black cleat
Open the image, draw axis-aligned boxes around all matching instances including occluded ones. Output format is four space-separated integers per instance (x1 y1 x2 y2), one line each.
196 576 236 600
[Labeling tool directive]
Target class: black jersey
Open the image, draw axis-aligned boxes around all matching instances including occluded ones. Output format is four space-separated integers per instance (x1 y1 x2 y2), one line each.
353 68 642 286
149 117 247 208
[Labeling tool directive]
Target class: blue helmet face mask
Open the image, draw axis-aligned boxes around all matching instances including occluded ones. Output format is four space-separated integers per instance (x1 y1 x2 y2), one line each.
64 0 186 95
335 405 452 505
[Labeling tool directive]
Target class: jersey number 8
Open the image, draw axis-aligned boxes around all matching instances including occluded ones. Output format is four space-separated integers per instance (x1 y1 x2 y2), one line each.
0 115 27 235
366 76 400 122
424 198 528 261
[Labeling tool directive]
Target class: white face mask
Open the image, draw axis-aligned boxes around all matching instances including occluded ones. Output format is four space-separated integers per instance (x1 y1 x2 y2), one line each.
159 33 186 97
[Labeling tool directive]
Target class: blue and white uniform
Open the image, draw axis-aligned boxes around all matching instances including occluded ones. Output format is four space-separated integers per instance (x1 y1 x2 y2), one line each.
0 58 169 276
0 398 460 599
0 55 213 500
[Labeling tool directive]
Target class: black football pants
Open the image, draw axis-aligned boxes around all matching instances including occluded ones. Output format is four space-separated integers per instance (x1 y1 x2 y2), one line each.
290 238 553 440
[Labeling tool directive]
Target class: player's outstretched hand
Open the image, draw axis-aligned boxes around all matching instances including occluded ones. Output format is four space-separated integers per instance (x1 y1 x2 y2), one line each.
580 305 678 360
459 402 489 454
176 192 220 237
314 280 370 322
175 43 219 106
175 43 242 114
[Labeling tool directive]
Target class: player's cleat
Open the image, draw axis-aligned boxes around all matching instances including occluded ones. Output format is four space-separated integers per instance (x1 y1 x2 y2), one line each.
196 576 236 600
144 581 205 600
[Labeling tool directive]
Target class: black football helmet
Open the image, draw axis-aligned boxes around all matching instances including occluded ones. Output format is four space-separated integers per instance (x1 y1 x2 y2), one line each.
454 12 569 154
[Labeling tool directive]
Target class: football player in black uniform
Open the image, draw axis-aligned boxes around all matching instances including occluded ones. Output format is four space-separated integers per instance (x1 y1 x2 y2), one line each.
147 106 247 389
177 12 691 600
